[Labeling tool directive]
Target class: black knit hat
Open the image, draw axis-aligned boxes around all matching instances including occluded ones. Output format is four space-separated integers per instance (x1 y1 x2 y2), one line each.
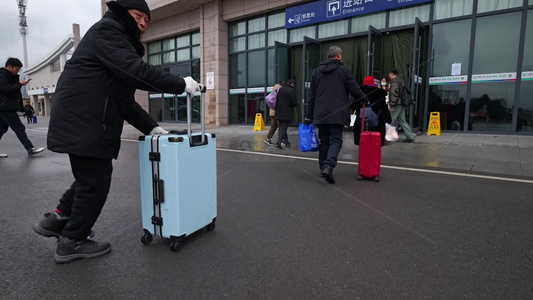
116 0 151 21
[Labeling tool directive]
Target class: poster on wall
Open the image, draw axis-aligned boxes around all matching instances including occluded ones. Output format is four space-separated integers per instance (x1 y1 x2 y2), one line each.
206 72 214 90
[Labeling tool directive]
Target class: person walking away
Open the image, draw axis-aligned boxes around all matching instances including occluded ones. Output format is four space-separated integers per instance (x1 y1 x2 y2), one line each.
24 101 35 124
304 46 368 184
32 0 200 263
264 82 282 146
0 57 45 158
378 77 390 107
388 68 415 143
352 76 392 147
274 79 297 149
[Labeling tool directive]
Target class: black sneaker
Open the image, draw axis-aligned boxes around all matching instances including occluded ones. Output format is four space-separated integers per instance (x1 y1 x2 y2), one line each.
33 212 95 239
55 237 111 263
321 165 335 184
264 139 273 146
32 212 69 238
27 147 45 156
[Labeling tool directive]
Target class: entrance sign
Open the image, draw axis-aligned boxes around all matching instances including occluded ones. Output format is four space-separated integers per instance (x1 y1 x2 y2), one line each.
429 75 468 85
285 0 433 29
427 112 441 136
472 72 516 83
522 71 533 80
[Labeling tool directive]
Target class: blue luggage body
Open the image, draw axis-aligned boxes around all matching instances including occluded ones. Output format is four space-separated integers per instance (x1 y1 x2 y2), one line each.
138 86 217 251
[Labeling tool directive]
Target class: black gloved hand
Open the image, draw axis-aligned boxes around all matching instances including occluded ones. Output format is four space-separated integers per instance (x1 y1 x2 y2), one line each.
303 118 312 126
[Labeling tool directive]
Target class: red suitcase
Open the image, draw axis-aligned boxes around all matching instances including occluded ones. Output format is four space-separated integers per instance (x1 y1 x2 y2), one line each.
358 103 381 182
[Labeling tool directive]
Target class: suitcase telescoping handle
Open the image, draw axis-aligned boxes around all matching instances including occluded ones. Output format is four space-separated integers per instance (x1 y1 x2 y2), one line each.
186 84 207 143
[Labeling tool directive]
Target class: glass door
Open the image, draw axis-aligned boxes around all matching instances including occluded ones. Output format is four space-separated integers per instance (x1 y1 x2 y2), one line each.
302 37 321 123
275 42 292 85
367 26 383 78
410 18 427 130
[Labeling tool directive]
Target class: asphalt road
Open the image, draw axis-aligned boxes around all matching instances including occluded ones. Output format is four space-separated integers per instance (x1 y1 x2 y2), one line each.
1 127 533 299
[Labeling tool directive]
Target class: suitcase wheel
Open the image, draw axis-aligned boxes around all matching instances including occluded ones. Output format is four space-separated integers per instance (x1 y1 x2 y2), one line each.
170 239 183 252
141 230 153 245
357 175 362 181
374 177 380 182
205 218 217 232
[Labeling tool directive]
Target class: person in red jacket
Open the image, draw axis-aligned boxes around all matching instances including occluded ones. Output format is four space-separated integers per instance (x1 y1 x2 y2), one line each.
32 0 199 263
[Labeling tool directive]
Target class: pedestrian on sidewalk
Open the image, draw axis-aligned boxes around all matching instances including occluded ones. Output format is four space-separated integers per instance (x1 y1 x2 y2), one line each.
32 0 199 264
0 57 46 158
264 82 282 146
388 68 415 143
24 101 35 124
304 46 368 184
274 79 297 149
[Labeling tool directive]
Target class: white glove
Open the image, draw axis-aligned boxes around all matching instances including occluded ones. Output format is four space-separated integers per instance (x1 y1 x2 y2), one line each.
150 126 169 135
183 76 199 94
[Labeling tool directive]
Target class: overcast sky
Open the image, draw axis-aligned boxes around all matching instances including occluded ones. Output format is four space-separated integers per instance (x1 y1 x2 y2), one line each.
0 0 102 71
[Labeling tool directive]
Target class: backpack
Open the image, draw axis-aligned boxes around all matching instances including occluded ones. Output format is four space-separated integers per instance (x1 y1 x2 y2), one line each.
265 88 278 109
400 84 414 106
359 101 379 129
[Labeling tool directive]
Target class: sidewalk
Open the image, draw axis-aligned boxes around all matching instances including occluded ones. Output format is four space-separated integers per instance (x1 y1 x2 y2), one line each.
27 116 533 178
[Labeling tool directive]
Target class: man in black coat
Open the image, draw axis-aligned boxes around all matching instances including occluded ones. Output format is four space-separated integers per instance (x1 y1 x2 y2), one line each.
274 79 297 149
32 0 200 263
0 57 45 158
304 46 367 184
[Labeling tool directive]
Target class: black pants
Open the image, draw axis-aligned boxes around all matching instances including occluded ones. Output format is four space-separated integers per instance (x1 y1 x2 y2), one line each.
276 120 290 145
57 154 113 240
0 111 34 150
317 124 344 170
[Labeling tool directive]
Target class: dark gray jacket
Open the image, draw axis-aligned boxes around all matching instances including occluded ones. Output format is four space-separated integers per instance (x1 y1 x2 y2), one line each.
306 59 367 126
388 78 404 107
274 85 297 121
0 68 23 112
47 1 186 160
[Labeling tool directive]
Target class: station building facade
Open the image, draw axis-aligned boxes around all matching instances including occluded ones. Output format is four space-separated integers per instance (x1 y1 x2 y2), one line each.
124 0 533 133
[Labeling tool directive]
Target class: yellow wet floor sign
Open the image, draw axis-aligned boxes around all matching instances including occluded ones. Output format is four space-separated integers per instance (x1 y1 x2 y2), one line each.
427 112 441 136
253 113 266 131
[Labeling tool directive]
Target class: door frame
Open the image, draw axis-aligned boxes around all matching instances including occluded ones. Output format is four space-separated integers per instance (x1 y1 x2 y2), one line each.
302 37 321 122
367 25 383 78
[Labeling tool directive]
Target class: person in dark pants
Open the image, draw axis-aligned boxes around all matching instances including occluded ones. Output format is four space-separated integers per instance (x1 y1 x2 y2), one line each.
352 76 392 147
24 101 35 124
304 46 368 184
0 58 45 158
274 79 297 149
32 0 199 263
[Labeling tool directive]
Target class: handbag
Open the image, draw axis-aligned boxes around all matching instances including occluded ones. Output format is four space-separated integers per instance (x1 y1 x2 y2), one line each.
385 123 399 142
298 123 319 152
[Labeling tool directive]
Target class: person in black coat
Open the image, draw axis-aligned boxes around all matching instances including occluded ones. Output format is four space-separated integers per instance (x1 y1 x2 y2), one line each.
274 79 297 149
352 76 392 147
32 0 200 263
304 46 368 184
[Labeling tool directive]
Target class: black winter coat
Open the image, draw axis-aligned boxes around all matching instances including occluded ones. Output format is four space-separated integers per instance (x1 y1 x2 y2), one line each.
47 2 186 160
274 85 297 121
306 59 367 126
352 86 392 146
0 68 23 112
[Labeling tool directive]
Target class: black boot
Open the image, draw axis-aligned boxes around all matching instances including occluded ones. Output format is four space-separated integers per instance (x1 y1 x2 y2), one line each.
321 165 335 184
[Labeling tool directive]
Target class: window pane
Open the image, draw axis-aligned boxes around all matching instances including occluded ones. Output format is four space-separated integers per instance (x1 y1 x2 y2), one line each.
177 36 190 48
473 12 521 74
248 17 265 33
290 26 315 43
162 51 175 63
268 29 287 46
477 0 523 14
434 0 473 20
162 38 175 51
351 13 386 33
192 46 200 59
177 49 190 61
231 21 246 37
248 33 265 49
192 32 200 45
428 84 467 130
149 97 163 122
268 12 285 29
230 53 246 88
267 48 275 86
318 20 348 38
518 10 533 132
469 82 514 132
431 19 471 76
248 50 266 86
389 4 430 27
148 54 161 65
148 42 160 53
229 94 245 124
230 37 246 52
192 60 200 82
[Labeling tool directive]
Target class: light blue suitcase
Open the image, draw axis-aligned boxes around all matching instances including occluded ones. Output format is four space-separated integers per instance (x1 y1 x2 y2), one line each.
138 85 217 251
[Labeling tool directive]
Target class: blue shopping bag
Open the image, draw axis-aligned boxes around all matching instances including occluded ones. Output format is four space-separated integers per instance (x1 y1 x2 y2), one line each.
298 123 319 152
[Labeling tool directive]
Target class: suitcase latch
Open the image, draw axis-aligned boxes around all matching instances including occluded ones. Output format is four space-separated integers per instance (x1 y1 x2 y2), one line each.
149 152 160 161
151 216 163 226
